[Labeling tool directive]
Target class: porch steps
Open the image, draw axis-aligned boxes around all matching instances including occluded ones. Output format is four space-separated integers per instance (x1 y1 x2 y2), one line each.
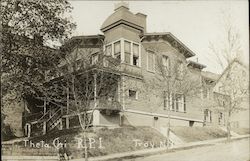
156 127 184 146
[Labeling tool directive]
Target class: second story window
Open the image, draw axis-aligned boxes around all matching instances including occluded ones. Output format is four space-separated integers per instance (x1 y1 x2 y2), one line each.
128 89 138 99
91 53 99 65
162 55 170 76
114 41 121 59
105 45 112 56
147 51 155 72
177 61 184 79
124 41 131 64
133 44 139 66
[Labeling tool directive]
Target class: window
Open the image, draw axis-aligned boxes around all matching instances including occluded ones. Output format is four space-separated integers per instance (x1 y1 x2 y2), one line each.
202 87 209 99
105 45 112 56
147 51 155 72
163 91 172 110
204 109 212 123
114 41 121 60
124 41 131 64
162 55 170 75
91 54 98 65
128 90 138 99
167 93 185 112
218 112 224 125
133 44 139 66
177 62 184 79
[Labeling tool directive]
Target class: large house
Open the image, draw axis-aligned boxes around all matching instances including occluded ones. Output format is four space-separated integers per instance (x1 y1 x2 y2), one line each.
19 2 233 137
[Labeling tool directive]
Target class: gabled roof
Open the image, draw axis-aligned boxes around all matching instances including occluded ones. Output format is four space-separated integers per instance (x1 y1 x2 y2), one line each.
141 32 195 58
216 58 248 84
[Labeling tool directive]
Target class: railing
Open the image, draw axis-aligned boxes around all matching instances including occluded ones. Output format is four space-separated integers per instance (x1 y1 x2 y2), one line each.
46 108 63 131
23 112 43 123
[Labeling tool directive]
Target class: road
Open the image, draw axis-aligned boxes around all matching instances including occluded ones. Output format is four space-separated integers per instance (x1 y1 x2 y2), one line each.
123 138 250 161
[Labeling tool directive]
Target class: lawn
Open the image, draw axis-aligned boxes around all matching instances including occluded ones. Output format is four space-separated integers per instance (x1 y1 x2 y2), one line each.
171 126 228 142
3 126 166 159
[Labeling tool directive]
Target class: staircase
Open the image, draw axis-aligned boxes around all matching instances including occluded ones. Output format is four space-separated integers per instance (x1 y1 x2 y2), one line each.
26 107 64 137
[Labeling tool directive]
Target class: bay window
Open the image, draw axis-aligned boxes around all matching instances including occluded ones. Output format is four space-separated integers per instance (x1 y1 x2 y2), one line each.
104 39 141 67
124 41 131 64
114 41 121 59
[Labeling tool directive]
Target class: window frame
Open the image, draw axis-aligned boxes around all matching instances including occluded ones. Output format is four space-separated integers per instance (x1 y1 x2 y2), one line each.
147 50 156 73
128 89 138 100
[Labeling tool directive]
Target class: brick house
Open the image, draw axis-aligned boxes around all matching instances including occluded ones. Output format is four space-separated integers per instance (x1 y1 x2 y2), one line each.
21 2 218 137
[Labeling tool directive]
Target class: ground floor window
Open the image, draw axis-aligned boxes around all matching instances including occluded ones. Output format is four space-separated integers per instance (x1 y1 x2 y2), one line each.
128 90 138 99
164 92 186 112
204 109 212 123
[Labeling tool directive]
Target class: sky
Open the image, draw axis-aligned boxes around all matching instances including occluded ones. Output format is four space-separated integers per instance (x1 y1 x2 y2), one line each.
69 1 249 74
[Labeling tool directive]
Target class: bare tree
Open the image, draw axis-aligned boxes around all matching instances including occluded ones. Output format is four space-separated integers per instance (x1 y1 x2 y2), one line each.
27 38 122 160
140 46 201 148
208 12 248 140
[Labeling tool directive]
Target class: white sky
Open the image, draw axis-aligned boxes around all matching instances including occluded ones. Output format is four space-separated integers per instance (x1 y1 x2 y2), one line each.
69 1 249 74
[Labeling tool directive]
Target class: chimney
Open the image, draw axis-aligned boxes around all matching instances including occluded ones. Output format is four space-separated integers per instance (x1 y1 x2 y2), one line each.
114 2 129 11
136 12 147 32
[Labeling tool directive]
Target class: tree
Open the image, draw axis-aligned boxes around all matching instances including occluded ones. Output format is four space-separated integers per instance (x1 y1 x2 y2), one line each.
1 0 75 135
30 38 122 160
208 12 248 140
140 46 201 148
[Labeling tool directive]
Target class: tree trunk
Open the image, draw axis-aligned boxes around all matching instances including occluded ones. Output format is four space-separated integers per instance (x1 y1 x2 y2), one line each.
226 111 231 141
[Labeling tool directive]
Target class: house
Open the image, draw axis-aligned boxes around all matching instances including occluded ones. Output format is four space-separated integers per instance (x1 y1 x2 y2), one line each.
22 2 215 137
212 59 249 128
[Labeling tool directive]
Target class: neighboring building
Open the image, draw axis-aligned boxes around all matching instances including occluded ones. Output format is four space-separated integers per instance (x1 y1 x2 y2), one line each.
212 59 249 128
22 2 226 137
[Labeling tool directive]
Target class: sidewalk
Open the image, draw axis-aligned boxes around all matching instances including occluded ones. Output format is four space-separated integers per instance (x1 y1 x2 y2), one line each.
72 134 250 161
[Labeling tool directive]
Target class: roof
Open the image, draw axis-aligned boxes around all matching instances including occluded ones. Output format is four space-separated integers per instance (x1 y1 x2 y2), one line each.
188 60 206 69
61 35 104 52
142 32 196 58
215 58 248 84
201 71 220 81
100 5 144 32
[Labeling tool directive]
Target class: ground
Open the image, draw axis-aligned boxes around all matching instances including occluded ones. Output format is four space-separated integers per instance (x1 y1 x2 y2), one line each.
122 138 250 161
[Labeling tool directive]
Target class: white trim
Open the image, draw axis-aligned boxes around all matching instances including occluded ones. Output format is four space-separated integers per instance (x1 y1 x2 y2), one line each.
124 109 203 122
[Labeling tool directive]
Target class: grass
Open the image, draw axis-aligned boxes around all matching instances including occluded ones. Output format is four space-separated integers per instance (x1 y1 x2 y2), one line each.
171 126 228 142
3 126 166 159
231 128 250 135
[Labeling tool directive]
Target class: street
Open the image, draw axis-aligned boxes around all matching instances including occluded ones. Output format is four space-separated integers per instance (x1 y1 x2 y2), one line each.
124 138 250 161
